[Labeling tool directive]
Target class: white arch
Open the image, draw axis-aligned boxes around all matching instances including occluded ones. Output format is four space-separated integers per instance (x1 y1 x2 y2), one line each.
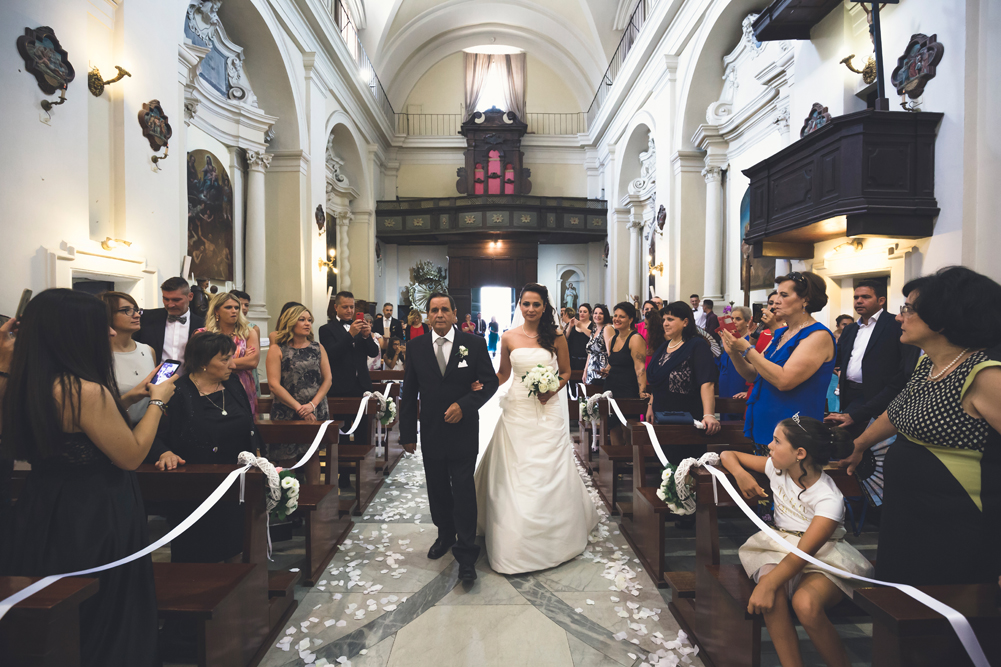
614 111 657 199
324 109 372 205
379 2 606 110
673 0 761 151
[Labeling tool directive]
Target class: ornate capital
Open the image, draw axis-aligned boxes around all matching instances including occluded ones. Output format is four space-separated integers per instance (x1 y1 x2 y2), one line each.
702 166 723 184
246 150 272 171
773 105 791 131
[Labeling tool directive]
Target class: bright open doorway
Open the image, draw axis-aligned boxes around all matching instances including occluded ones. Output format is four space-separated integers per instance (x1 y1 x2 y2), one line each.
479 286 514 357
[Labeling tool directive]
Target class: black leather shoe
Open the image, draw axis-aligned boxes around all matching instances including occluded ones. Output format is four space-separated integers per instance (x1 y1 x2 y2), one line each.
458 564 477 582
427 537 456 560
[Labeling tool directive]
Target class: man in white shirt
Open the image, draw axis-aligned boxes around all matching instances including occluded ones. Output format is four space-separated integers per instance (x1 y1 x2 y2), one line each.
827 280 918 437
690 294 707 329
135 277 206 364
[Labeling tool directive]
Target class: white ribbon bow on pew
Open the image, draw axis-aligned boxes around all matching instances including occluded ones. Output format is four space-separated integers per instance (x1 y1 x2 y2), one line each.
340 383 398 437
0 420 338 623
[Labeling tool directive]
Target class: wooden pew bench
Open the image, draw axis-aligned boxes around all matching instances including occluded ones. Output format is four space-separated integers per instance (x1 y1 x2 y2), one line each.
594 397 649 516
328 396 384 515
0 576 99 667
620 421 755 589
255 419 353 585
137 465 282 667
682 466 871 667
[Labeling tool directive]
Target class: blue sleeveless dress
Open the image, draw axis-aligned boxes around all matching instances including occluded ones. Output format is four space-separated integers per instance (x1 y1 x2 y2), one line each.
744 322 836 445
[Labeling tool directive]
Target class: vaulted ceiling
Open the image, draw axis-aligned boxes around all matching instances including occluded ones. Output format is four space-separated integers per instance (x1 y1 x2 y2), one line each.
360 0 631 110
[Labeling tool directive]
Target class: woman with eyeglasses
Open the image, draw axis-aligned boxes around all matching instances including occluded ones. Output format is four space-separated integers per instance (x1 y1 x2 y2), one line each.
99 291 161 425
720 272 836 454
842 267 1001 586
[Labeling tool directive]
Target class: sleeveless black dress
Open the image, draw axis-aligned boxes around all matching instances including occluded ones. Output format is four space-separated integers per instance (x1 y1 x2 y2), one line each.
604 330 641 427
0 433 159 666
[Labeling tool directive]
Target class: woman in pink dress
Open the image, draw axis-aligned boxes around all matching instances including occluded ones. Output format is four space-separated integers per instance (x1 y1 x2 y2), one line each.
199 291 260 415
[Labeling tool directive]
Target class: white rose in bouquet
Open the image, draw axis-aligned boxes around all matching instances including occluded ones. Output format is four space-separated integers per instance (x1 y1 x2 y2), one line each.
286 497 298 509
281 476 295 489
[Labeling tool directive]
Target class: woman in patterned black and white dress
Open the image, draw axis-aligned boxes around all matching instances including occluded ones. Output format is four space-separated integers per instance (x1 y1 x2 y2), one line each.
843 267 1001 586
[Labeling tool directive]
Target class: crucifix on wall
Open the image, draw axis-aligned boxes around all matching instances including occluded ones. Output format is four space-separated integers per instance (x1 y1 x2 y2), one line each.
855 1 900 110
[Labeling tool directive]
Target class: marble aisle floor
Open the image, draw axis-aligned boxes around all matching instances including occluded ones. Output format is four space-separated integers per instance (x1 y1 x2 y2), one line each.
251 387 705 667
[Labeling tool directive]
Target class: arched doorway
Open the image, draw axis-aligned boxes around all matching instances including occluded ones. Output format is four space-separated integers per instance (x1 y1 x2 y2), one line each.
447 240 538 322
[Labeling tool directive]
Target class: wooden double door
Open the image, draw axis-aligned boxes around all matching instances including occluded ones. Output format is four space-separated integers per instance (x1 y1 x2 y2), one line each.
447 241 538 320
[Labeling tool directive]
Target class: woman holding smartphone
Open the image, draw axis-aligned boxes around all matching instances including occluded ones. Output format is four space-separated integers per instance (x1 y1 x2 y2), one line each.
100 291 161 424
0 289 177 667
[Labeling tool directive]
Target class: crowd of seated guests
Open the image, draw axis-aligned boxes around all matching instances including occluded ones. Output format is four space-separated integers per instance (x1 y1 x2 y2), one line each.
1 268 1000 666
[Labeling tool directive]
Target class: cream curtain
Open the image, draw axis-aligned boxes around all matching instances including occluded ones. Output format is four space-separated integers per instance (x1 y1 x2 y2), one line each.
464 53 492 120
499 53 527 122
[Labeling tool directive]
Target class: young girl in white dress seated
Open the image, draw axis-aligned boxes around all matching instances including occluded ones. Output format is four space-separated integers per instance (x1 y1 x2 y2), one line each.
719 414 873 667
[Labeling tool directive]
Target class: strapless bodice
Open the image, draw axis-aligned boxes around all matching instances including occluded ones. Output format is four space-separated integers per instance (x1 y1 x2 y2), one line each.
509 347 558 376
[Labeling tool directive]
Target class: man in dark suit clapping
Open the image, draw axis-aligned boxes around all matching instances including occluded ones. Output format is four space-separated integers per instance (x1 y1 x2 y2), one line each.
826 280 919 437
135 276 206 365
400 293 498 582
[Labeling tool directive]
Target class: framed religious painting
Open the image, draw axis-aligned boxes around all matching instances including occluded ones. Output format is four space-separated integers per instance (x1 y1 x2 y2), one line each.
800 103 832 138
187 150 234 281
16 26 75 95
138 99 172 152
890 33 945 99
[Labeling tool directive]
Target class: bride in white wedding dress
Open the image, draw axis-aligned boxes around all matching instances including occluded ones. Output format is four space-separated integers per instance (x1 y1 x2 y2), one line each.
474 283 599 574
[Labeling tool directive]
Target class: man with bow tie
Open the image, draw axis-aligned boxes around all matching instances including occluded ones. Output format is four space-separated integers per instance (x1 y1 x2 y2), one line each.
319 291 381 486
135 276 206 365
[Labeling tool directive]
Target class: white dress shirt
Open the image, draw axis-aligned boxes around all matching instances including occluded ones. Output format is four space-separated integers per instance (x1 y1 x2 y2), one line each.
845 309 883 384
694 308 707 329
163 312 192 362
382 316 393 332
433 326 454 363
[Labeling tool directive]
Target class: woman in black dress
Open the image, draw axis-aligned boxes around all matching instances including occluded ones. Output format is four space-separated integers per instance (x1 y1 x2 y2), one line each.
0 289 176 667
150 332 263 563
844 267 1001 585
645 301 720 433
564 303 594 371
603 301 648 448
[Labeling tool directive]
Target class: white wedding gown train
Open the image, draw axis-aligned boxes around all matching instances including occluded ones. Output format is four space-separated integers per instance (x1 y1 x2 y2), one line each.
474 348 599 574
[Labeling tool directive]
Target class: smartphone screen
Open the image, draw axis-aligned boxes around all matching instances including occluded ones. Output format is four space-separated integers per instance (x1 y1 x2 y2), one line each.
15 289 32 320
152 361 180 385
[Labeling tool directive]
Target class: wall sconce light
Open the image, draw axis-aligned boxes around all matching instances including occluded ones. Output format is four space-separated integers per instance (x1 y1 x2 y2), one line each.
823 238 863 260
318 247 337 272
40 88 68 113
840 54 876 85
648 256 664 277
88 65 131 97
101 237 133 251
151 146 169 166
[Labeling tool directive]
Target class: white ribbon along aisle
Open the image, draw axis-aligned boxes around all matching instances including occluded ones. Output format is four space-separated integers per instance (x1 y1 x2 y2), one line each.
0 418 338 623
627 419 990 667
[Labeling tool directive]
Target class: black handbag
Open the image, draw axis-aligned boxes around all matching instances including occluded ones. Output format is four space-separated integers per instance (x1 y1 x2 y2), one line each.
654 411 695 425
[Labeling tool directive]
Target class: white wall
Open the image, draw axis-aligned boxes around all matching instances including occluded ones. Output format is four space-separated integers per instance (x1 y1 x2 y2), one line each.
538 243 605 312
1 0 183 313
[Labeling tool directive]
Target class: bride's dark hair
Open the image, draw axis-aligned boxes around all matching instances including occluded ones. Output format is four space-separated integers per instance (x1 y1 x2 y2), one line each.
518 283 558 353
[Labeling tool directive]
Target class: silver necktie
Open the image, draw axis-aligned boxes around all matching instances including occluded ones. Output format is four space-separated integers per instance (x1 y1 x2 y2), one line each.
435 337 448 375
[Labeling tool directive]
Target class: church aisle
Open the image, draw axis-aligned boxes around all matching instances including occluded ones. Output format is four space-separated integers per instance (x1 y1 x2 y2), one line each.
252 402 704 667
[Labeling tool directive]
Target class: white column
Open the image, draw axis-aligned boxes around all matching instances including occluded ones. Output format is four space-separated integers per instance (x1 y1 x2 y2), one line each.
702 166 724 300
627 217 643 302
228 146 245 290
337 212 353 292
245 150 271 327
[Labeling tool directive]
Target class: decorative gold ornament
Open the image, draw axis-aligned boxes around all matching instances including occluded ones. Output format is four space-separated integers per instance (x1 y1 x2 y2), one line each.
88 65 131 97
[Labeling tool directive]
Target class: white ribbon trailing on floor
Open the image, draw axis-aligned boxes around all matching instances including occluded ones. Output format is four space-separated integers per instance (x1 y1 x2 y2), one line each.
702 464 990 667
0 419 337 623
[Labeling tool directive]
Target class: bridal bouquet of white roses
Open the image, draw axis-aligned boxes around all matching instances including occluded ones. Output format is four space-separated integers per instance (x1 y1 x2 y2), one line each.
272 470 300 522
521 363 560 398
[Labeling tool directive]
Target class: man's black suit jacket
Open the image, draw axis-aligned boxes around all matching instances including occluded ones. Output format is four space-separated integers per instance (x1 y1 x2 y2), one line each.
837 313 920 424
704 312 721 342
134 308 206 364
373 316 403 340
400 331 498 461
318 320 380 397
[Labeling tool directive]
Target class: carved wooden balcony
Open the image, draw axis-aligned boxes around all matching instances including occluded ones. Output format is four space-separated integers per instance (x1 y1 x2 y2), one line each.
742 109 942 259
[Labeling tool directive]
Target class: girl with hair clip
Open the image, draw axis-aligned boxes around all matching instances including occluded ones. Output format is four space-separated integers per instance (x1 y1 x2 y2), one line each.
719 415 873 667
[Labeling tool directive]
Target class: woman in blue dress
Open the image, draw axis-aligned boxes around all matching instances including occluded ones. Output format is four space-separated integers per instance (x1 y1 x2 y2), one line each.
717 306 753 420
719 272 836 454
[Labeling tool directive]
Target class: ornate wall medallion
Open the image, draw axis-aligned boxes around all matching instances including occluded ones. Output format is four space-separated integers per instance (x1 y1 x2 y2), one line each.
891 33 944 99
16 26 75 95
800 103 832 138
315 204 326 236
138 100 172 152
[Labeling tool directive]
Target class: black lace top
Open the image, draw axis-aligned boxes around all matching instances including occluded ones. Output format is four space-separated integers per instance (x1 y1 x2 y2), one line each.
32 432 110 469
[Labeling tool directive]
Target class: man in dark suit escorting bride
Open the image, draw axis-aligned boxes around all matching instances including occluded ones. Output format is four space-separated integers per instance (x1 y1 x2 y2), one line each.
399 293 498 582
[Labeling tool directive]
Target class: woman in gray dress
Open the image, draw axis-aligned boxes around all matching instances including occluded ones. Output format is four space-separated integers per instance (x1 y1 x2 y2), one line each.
265 304 332 484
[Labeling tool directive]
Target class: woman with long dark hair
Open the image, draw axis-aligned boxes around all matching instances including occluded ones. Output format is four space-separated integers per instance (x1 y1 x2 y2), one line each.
584 304 611 386
475 283 598 574
563 303 594 371
0 289 176 667
645 302 720 433
603 301 648 448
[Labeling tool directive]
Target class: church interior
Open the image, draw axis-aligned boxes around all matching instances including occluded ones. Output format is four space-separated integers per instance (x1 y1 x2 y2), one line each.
2 0 1001 666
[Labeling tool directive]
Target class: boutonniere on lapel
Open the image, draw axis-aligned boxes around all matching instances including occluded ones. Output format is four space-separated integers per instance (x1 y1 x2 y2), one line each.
457 345 469 367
